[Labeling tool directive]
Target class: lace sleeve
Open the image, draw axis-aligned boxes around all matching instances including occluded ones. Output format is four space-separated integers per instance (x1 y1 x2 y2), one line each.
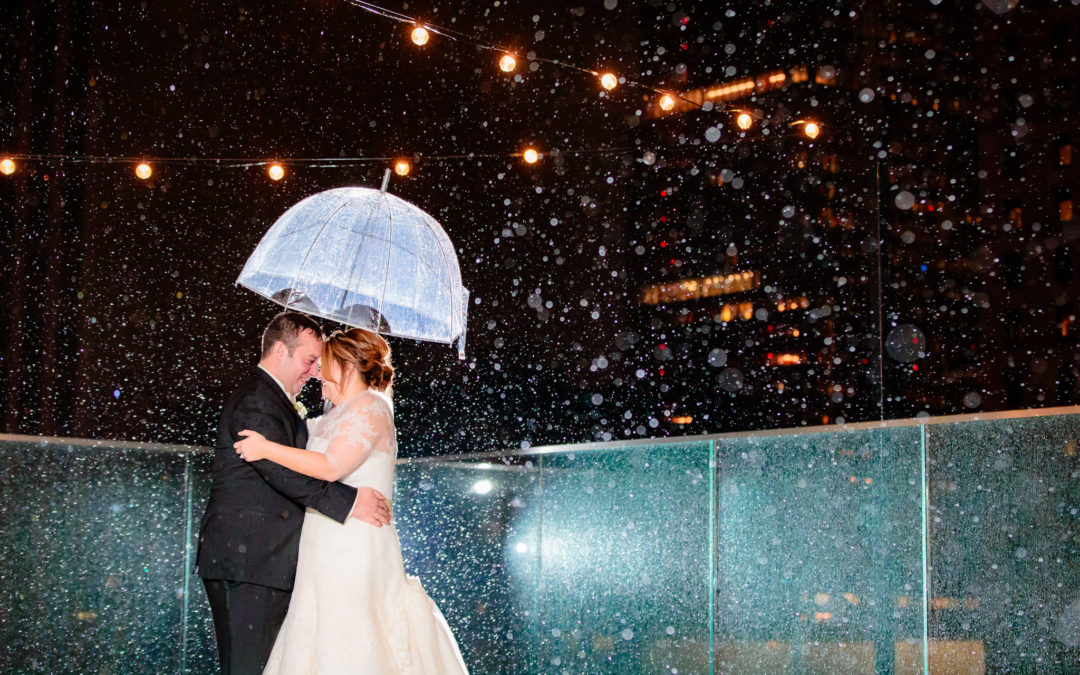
322 393 394 478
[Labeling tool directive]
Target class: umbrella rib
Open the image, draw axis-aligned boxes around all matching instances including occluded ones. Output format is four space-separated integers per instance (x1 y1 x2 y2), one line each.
288 198 351 312
376 195 395 334
431 216 462 342
336 196 382 319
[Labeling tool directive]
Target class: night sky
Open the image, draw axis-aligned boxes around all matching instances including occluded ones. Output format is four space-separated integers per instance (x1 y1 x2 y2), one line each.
2 1 1078 455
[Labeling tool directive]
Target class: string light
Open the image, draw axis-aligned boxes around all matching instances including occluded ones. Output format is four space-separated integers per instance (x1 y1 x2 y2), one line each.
736 112 753 130
658 94 675 111
268 163 285 180
394 159 411 176
803 121 820 139
498 54 516 73
599 72 618 91
522 148 540 164
0 158 15 175
135 162 152 179
410 25 430 46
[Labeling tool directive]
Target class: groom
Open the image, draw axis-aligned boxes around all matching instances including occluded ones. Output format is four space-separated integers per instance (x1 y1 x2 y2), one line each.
196 311 391 674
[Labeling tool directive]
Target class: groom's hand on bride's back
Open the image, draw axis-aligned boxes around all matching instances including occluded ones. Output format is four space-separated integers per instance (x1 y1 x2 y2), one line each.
352 487 391 527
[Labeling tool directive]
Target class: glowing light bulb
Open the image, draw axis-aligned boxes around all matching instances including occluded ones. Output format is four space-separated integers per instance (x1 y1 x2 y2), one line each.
499 54 516 72
522 148 540 164
135 163 152 180
267 164 285 181
658 94 675 111
411 26 429 46
736 112 753 130
0 158 15 175
804 122 820 139
394 160 410 176
599 72 618 90
472 479 493 495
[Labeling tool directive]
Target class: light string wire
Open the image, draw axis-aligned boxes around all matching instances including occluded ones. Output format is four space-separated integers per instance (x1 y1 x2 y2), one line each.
342 0 720 110
0 144 699 169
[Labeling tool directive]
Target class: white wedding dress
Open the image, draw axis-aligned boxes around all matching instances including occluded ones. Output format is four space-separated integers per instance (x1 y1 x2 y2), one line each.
263 390 469 675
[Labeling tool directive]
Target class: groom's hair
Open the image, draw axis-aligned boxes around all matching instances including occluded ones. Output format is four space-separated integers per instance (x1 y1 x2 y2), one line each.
261 311 324 358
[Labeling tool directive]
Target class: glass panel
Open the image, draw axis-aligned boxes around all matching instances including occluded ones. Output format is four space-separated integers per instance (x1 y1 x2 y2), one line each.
926 413 1080 672
714 426 925 674
394 455 541 673
0 439 191 673
182 450 217 673
533 441 713 673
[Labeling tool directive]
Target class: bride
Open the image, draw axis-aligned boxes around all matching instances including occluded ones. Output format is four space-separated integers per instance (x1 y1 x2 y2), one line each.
235 327 469 674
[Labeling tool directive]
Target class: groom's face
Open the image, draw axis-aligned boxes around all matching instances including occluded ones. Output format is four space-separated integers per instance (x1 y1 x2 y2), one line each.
281 329 323 396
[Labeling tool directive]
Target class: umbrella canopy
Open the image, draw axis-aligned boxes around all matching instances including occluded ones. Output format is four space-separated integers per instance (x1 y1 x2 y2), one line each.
238 186 469 358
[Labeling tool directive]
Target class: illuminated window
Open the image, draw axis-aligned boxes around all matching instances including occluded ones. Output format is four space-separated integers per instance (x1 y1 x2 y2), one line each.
1060 144 1073 166
769 353 804 366
1061 200 1074 222
639 271 760 305
1009 207 1022 229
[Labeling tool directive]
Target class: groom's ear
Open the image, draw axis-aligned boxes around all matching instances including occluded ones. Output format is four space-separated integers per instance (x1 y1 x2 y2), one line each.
273 340 288 360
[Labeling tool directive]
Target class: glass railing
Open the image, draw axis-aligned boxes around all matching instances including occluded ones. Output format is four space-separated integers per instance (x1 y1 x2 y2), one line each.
2 406 1079 673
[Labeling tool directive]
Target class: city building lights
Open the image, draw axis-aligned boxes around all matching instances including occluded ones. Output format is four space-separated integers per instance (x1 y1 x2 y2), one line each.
640 270 760 305
770 353 804 366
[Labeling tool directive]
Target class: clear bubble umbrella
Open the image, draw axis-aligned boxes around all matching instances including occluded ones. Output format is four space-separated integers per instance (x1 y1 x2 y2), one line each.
237 179 469 358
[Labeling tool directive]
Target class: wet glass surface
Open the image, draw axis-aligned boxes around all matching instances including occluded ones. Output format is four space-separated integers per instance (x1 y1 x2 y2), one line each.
4 410 1079 672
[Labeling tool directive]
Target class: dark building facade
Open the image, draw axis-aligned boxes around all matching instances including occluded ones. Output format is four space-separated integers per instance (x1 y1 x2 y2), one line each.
619 1 1077 435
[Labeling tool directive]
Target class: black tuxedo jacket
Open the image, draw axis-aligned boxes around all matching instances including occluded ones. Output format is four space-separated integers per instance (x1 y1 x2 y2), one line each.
195 367 358 591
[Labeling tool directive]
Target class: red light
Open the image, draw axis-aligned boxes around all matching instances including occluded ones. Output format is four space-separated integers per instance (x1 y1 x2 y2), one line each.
928 204 935 212
681 16 688 24
767 352 774 359
660 241 667 247
670 258 677 264
912 364 919 371
680 43 688 50
659 344 666 350
912 337 919 344
861 358 868 364
767 325 774 332
659 368 665 376
659 216 667 222
660 190 667 197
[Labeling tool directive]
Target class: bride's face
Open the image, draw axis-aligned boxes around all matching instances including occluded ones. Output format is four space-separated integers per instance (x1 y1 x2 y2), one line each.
319 356 345 405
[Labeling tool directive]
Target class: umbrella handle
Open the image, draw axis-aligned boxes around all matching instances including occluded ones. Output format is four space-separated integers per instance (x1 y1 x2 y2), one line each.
380 168 391 193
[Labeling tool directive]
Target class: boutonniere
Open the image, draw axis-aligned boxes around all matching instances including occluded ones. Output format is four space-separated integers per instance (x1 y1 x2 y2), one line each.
293 400 308 419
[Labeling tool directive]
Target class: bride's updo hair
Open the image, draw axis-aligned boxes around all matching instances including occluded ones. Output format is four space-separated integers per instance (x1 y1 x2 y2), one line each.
322 328 395 393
